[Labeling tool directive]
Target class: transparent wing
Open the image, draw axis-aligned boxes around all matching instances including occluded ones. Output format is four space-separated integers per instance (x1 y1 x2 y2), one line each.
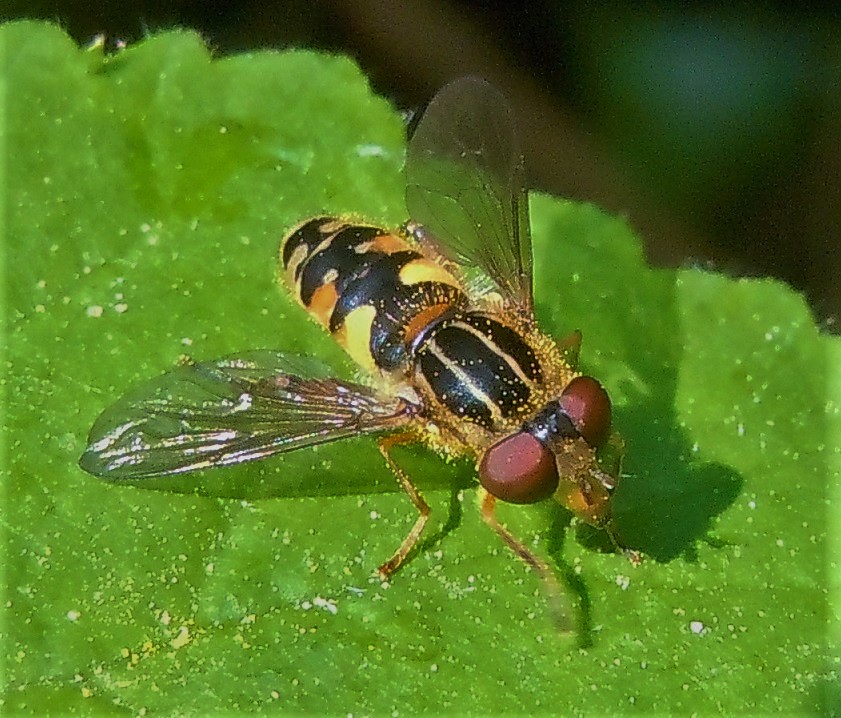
80 351 416 480
405 76 533 312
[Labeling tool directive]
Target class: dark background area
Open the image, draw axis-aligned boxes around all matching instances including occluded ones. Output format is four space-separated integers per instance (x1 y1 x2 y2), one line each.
7 1 840 325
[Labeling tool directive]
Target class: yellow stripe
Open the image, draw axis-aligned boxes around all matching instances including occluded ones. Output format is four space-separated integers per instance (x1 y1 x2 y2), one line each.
426 339 503 425
452 319 538 390
283 244 309 293
334 304 377 373
399 258 462 288
355 233 407 254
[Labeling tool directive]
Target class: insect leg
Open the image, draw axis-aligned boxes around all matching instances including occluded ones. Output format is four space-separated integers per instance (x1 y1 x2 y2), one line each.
478 488 571 632
600 514 643 566
377 432 431 578
590 433 642 564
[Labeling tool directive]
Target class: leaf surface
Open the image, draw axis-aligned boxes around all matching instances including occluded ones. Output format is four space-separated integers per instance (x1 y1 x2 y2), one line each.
3 21 836 716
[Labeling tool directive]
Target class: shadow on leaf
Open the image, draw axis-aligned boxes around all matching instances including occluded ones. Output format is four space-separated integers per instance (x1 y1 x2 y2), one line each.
608 391 744 563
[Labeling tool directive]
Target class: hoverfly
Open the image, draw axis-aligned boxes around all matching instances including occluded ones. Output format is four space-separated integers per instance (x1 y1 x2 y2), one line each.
80 77 632 625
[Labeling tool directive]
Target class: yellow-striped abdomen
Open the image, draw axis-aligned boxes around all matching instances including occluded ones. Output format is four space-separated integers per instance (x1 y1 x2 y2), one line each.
280 217 466 374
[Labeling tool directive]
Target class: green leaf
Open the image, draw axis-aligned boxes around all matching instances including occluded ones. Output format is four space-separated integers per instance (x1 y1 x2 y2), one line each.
4 20 837 715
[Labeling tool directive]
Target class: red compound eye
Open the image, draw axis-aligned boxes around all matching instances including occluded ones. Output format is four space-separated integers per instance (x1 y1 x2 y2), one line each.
478 432 559 504
560 375 612 447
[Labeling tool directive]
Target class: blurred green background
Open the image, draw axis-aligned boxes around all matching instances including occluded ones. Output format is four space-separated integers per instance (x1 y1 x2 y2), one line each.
6 0 839 323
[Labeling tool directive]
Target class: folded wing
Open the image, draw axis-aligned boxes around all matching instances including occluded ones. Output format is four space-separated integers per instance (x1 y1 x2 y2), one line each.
80 351 417 480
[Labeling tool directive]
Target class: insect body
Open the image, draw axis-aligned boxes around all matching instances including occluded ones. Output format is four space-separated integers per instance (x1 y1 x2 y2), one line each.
80 77 630 623
281 215 613 506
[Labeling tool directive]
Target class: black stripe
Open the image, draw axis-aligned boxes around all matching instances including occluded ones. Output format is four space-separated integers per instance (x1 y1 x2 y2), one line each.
418 345 495 428
327 251 420 332
417 314 538 429
298 225 389 306
281 217 333 270
459 314 542 383
369 284 463 372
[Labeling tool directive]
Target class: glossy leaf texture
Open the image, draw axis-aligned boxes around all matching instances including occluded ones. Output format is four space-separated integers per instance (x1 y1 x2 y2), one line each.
3 21 838 716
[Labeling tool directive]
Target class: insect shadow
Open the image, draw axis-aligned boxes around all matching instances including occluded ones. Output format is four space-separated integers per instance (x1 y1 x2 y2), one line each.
536 392 743 646
104 438 477 577
557 348 745 566
607 388 744 564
